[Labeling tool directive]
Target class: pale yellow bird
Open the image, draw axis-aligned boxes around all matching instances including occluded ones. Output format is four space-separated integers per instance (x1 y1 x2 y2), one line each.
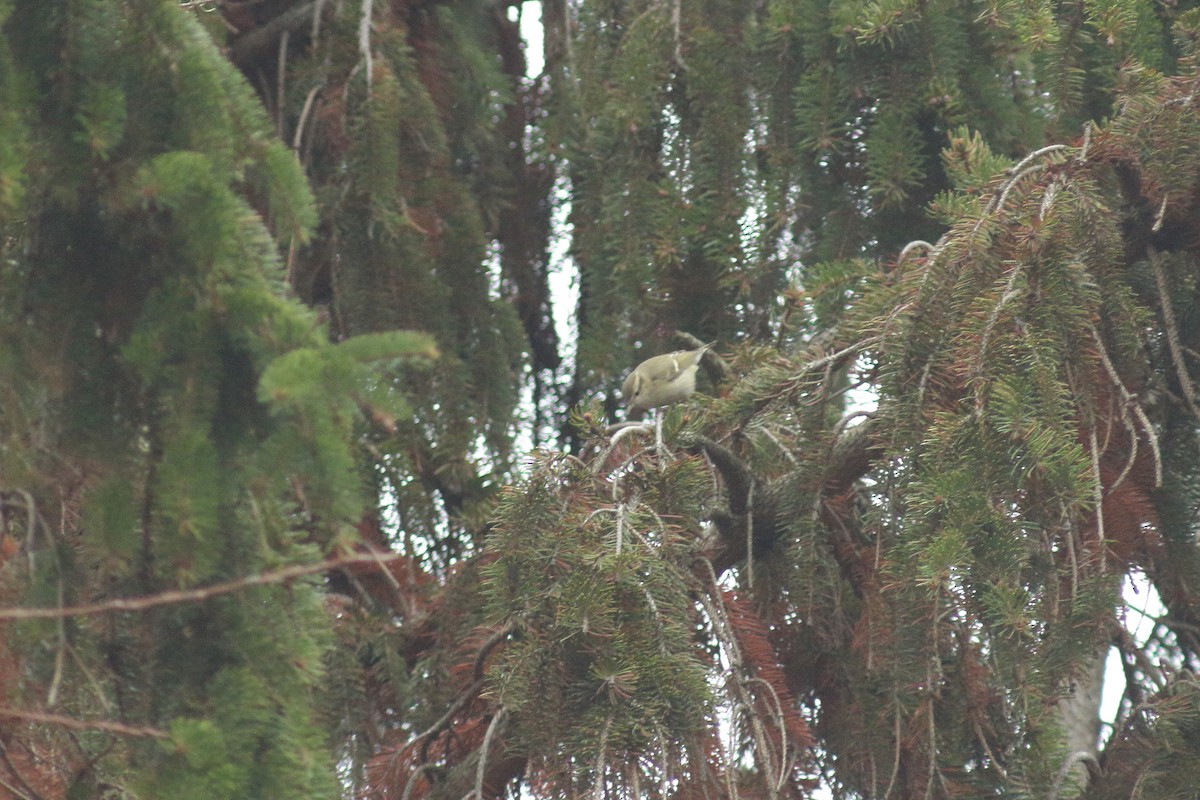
621 342 714 414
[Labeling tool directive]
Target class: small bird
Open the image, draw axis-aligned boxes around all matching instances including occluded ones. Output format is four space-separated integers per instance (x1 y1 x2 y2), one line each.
622 342 713 413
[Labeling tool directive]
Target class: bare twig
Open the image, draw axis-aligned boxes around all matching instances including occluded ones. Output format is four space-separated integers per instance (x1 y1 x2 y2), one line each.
474 707 507 800
399 762 437 800
0 738 42 800
359 0 375 91
897 239 935 265
276 30 289 139
745 482 754 589
293 83 322 152
0 708 169 739
416 678 486 764
0 552 407 620
592 716 613 800
883 700 901 800
973 262 1027 413
1078 121 1092 162
472 622 514 681
1089 427 1107 573
1153 256 1200 420
671 0 687 71
1152 194 1169 233
1048 751 1101 800
1088 323 1163 487
746 676 790 793
804 336 882 375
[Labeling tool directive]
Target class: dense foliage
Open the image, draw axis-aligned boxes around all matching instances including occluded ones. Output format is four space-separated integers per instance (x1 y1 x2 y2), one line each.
4 1 1200 799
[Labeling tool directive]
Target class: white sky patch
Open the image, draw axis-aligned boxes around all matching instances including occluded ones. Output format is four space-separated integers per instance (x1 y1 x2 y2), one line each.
513 1 544 77
1101 575 1166 733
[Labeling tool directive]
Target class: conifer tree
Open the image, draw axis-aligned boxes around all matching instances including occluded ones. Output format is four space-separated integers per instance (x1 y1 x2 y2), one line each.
0 1 431 795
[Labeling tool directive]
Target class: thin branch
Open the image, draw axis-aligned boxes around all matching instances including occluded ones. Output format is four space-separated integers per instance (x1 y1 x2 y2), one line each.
311 0 327 41
400 762 437 800
1089 323 1163 487
472 622 514 682
474 708 507 800
0 773 35 800
972 720 1007 780
746 676 790 793
275 30 289 139
671 0 686 71
1002 144 1070 184
359 0 375 92
1048 751 1101 800
1078 121 1092 162
1038 176 1062 222
972 261 1027 413
416 678 486 764
592 716 613 800
1088 426 1107 572
752 423 800 467
292 83 322 152
897 239 935 265
804 335 882 374
1152 194 1169 233
883 699 901 800
1153 256 1200 420
970 144 1069 237
0 738 43 800
0 552 407 620
0 708 169 739
745 482 754 590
